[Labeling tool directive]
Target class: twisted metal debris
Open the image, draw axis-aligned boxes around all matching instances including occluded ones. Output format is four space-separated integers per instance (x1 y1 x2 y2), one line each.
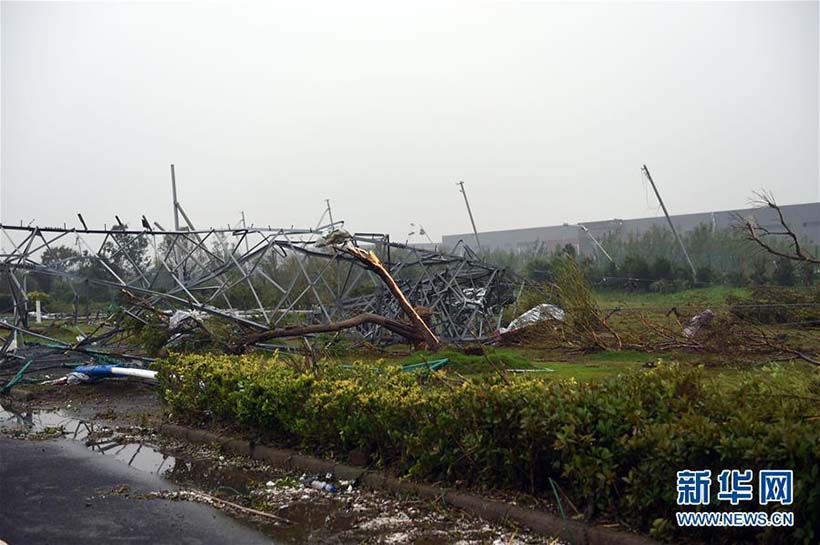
0 219 520 356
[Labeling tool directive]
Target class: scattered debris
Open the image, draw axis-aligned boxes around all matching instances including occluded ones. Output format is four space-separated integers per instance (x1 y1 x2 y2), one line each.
1 399 554 543
400 358 449 372
300 473 338 493
0 360 32 394
500 304 565 335
682 309 714 338
64 364 157 385
144 490 293 524
169 310 203 331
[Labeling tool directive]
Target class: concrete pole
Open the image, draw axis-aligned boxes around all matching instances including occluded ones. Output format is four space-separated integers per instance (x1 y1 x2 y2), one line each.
240 211 250 253
171 164 180 232
641 165 697 281
457 181 482 253
325 199 334 225
578 223 614 264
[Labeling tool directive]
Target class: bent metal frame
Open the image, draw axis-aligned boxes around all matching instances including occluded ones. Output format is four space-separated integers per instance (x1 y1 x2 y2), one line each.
0 221 521 354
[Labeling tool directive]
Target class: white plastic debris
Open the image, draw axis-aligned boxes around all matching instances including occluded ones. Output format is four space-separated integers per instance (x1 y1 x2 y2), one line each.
500 304 565 334
683 309 714 338
169 310 200 330
316 229 352 248
66 372 92 385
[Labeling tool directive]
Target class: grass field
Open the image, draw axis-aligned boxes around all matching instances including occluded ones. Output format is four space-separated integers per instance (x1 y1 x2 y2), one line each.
332 285 819 382
594 285 750 308
337 343 816 385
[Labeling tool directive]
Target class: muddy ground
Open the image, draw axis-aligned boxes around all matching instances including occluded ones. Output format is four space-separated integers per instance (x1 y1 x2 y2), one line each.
0 378 561 544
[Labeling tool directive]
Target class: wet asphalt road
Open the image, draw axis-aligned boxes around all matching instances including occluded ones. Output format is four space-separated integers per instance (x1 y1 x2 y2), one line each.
0 438 275 545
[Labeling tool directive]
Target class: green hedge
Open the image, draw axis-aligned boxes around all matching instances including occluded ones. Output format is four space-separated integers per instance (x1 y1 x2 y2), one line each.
156 354 820 544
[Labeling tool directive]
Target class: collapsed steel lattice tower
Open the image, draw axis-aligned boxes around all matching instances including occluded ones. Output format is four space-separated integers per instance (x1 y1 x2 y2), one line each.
0 221 521 352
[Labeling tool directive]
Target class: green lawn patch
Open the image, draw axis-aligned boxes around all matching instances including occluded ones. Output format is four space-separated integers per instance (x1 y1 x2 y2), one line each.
594 286 750 308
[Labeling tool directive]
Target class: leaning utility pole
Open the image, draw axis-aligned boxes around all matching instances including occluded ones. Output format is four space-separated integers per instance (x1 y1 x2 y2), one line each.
167 165 198 234
240 211 250 253
578 223 614 264
170 164 181 232
457 181 482 253
325 199 334 225
641 165 697 281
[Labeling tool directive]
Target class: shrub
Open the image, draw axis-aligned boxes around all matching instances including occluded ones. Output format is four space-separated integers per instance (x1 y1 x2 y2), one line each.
696 265 715 284
650 279 674 294
553 256 603 347
524 257 553 282
773 258 795 286
26 290 51 303
622 255 651 281
800 262 816 287
749 258 770 285
651 257 675 281
157 355 820 544
727 269 747 287
727 286 820 327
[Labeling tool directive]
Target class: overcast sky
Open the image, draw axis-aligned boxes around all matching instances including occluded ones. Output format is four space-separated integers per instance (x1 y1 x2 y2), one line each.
1 1 818 243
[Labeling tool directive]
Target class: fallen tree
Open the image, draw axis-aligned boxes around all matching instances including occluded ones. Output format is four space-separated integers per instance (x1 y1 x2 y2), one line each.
231 312 429 352
342 244 440 350
228 234 442 353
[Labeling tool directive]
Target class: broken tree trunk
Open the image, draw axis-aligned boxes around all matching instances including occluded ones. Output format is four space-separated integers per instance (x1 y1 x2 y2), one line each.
233 244 442 352
233 312 425 352
343 246 441 350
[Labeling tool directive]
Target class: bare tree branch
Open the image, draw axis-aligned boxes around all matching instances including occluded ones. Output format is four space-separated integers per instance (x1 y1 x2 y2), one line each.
740 191 819 264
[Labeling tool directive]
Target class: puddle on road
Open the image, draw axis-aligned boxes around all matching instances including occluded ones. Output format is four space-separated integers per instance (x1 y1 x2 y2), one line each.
0 402 553 545
0 404 175 475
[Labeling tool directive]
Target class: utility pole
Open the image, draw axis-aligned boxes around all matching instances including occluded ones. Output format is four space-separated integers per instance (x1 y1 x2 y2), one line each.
240 211 250 253
641 165 697 281
170 164 180 232
325 199 334 225
457 181 482 253
578 223 614 264
410 223 434 244
170 164 184 282
419 224 434 245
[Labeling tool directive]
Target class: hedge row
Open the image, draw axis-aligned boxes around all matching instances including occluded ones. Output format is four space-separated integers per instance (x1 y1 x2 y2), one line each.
156 354 820 544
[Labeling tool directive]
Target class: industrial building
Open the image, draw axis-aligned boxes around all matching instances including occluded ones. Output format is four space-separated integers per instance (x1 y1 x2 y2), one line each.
440 202 820 257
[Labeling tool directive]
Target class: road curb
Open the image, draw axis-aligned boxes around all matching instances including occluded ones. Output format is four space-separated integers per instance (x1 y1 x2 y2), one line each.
159 423 659 545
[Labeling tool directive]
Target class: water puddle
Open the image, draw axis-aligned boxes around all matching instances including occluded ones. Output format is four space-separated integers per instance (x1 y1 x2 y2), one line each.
0 403 175 475
0 401 551 544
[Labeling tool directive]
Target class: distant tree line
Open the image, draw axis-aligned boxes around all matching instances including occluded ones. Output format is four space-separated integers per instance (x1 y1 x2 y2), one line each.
483 223 817 292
